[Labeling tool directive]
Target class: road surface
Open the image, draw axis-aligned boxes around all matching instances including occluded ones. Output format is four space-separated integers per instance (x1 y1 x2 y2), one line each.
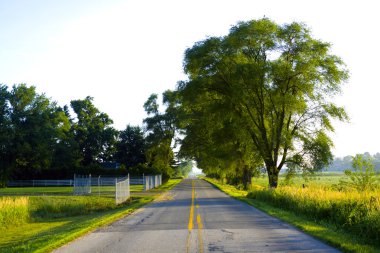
54 179 340 253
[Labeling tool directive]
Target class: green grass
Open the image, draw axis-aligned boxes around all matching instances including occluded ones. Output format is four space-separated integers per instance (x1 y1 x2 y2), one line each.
204 177 380 253
253 172 380 190
252 172 346 188
0 179 182 253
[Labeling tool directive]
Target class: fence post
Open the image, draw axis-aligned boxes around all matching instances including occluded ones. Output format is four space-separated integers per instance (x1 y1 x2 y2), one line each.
89 174 92 194
127 174 129 200
98 176 101 196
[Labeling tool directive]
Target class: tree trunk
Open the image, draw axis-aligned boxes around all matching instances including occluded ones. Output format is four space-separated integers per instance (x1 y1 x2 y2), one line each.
242 166 252 190
267 167 279 188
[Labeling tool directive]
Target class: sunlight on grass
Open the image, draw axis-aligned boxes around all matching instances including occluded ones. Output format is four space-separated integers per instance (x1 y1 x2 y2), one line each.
204 177 380 253
0 197 29 227
0 179 182 253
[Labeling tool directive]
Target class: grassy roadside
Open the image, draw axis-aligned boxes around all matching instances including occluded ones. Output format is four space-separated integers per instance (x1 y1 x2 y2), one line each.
203 177 380 253
0 179 182 253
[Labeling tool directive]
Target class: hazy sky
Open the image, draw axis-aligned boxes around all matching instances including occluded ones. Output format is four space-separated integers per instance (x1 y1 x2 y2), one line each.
1 0 379 157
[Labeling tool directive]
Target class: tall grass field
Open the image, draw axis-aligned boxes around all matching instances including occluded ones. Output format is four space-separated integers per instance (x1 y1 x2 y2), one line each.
0 197 30 227
248 186 380 244
205 175 380 252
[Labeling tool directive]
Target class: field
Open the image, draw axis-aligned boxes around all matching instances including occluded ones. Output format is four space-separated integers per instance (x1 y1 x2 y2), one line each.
205 173 380 253
0 180 181 253
252 172 346 188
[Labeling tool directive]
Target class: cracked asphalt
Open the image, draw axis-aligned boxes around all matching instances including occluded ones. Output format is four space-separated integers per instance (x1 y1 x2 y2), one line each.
54 178 340 253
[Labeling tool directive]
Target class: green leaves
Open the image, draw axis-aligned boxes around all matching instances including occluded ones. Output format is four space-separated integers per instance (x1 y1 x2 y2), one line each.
70 96 117 166
143 93 177 180
175 18 349 187
0 84 78 181
115 125 146 170
341 154 379 191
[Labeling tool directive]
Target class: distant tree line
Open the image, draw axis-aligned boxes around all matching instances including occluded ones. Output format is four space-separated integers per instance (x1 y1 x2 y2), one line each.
0 84 190 187
326 152 380 172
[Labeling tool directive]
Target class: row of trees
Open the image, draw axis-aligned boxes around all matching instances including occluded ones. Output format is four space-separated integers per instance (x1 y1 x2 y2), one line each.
0 84 190 186
1 19 349 189
156 18 349 188
327 152 380 172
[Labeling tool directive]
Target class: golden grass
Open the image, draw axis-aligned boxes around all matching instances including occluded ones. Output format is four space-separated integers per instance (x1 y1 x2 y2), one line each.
0 197 30 228
248 185 380 244
205 177 380 252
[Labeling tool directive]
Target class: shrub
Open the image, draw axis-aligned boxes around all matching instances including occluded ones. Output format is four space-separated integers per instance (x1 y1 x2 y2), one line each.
340 154 379 191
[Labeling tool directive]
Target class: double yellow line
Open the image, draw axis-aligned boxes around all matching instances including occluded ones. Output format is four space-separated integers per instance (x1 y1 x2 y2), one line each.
188 180 195 230
186 180 204 253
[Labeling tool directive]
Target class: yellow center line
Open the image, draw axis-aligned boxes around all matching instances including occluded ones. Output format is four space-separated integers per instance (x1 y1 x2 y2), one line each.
195 180 204 253
186 179 204 253
197 213 204 253
186 180 195 253
196 214 203 229
188 180 195 231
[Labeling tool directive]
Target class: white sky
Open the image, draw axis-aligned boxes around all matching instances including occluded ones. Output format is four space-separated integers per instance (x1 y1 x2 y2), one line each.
1 0 379 158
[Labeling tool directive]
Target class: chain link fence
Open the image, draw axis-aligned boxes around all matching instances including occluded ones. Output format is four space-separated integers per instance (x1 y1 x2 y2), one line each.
115 176 130 204
7 176 144 187
144 174 162 190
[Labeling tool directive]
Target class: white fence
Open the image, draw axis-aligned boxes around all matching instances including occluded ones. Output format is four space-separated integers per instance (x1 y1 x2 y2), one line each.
115 176 130 205
7 176 144 187
73 174 91 195
144 174 162 191
7 174 162 193
7 179 73 187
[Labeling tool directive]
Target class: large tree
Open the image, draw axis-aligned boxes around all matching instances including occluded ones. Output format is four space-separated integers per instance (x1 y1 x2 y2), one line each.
0 85 12 185
71 96 117 167
115 125 146 169
177 18 348 187
5 84 73 179
177 96 263 188
143 92 177 180
50 105 82 176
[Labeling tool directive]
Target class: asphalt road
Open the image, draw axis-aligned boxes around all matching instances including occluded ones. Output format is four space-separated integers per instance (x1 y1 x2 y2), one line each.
54 179 340 253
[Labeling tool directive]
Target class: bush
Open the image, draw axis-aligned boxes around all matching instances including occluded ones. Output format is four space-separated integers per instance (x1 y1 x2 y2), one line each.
340 154 379 191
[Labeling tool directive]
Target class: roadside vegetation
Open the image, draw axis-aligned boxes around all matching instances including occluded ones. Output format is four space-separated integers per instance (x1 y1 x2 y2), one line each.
0 179 182 253
167 18 379 252
204 162 380 253
0 197 29 227
0 84 191 187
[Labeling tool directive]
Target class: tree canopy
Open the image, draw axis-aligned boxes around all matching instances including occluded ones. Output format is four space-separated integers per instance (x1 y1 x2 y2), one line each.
114 125 146 170
71 96 117 167
175 18 349 187
143 93 177 180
